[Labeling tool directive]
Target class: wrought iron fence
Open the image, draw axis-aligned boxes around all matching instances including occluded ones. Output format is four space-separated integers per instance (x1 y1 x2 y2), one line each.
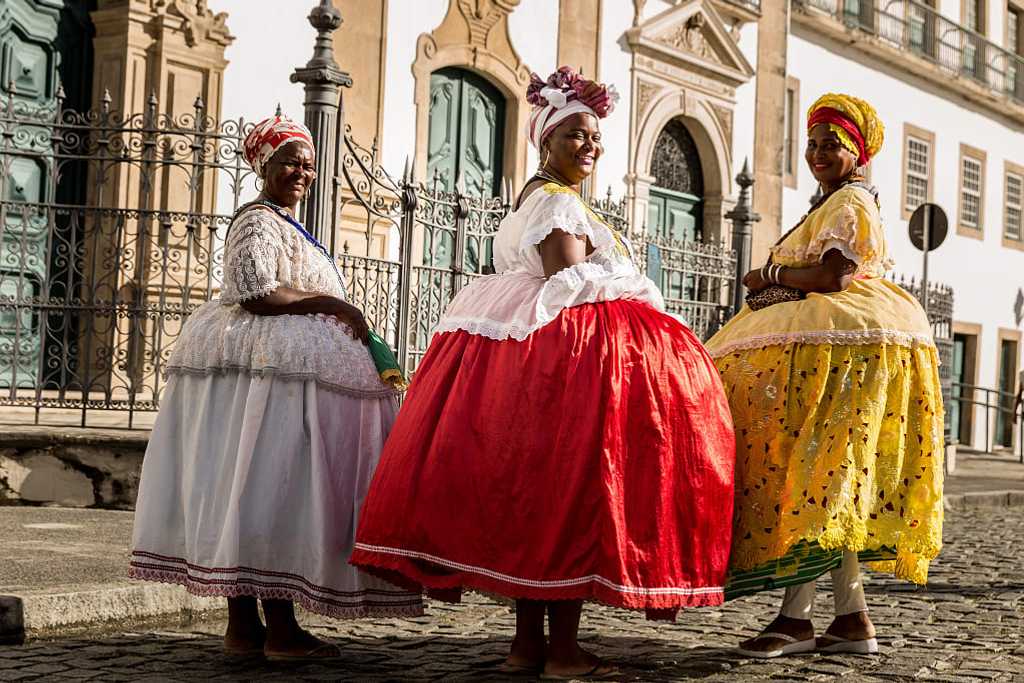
889 275 955 435
0 91 251 427
796 0 1024 104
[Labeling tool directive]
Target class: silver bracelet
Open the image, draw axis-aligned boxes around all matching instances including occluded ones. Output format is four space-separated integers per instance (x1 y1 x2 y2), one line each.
760 265 769 283
773 264 785 284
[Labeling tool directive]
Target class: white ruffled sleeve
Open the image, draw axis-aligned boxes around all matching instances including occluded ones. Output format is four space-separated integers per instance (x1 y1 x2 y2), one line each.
518 189 606 256
222 209 284 303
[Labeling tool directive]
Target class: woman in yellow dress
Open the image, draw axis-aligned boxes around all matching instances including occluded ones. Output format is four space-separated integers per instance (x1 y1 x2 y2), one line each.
705 94 944 658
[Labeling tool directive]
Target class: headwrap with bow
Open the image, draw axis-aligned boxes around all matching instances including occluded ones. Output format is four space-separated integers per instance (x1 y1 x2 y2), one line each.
526 67 619 152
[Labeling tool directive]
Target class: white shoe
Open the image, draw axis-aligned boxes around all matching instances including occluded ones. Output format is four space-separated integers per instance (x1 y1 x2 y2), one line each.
735 631 817 659
816 633 879 654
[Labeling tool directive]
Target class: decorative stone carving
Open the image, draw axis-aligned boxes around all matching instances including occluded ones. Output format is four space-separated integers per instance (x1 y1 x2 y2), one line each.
152 0 232 47
656 13 714 61
633 0 647 27
636 80 661 119
710 102 733 148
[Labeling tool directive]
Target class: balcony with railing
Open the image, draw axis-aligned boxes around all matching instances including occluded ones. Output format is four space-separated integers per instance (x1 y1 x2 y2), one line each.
795 0 1024 107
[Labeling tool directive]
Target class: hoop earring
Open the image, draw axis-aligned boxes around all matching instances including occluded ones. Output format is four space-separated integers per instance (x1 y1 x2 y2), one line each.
255 176 265 193
540 148 550 170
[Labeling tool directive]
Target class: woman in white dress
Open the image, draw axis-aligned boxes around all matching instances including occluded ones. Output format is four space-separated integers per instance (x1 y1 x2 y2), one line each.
128 116 421 661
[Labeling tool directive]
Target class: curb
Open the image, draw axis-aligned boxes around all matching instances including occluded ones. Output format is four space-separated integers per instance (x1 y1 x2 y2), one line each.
0 595 25 645
3 585 223 638
943 490 1024 512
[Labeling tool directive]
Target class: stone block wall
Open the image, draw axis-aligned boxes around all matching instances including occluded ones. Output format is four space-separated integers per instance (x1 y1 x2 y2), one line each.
0 428 147 510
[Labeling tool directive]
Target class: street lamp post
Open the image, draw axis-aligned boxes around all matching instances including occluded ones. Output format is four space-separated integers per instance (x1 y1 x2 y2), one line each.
291 0 353 243
725 159 761 314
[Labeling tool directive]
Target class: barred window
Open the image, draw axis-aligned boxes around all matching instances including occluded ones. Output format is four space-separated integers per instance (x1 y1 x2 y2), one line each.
959 156 983 229
1007 171 1023 242
904 136 930 213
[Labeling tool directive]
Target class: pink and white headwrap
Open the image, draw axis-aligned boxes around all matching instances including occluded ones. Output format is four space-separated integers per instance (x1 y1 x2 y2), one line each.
243 115 314 178
526 67 619 151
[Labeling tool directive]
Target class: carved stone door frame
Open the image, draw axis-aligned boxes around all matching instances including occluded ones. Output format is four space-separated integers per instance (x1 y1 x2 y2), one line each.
624 0 754 243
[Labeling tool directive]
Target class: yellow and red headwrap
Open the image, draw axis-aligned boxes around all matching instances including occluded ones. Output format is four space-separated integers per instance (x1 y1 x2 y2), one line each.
243 115 314 178
807 93 884 167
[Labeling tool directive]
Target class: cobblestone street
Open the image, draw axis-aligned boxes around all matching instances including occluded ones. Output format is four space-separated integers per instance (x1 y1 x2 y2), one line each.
2 507 1022 681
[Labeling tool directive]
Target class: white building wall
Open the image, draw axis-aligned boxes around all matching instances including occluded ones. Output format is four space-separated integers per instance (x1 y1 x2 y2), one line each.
508 0 560 176
785 32 1024 449
731 24 759 186
595 0 636 197
378 0 448 175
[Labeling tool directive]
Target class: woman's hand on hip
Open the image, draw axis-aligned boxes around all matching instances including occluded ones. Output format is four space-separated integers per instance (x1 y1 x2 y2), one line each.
742 267 770 293
334 302 370 345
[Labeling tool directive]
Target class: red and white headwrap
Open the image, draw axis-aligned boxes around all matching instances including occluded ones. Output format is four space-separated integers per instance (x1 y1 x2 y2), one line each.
526 67 618 151
243 115 314 178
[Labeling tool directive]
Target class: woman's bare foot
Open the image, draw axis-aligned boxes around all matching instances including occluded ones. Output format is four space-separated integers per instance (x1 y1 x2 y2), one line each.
823 610 875 641
739 615 815 654
504 634 546 672
542 643 617 679
261 599 340 660
263 626 340 659
223 622 266 655
224 596 265 655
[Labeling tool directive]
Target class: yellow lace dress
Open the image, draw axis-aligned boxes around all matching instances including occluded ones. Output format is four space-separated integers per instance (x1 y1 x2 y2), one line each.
705 185 944 598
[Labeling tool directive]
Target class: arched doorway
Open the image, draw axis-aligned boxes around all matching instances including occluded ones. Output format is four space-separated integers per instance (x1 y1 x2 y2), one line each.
426 67 506 197
647 119 704 242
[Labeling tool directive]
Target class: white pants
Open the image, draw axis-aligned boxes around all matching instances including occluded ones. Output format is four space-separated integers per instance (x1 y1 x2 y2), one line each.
779 551 868 620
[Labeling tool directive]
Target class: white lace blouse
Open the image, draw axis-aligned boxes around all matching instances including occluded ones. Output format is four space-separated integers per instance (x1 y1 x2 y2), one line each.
435 183 665 341
164 206 395 397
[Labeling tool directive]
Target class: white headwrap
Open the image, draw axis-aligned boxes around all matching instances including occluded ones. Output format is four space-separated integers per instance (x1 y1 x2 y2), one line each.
528 93 599 152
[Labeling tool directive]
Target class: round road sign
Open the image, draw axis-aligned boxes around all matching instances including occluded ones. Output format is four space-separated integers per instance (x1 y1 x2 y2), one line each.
908 203 948 252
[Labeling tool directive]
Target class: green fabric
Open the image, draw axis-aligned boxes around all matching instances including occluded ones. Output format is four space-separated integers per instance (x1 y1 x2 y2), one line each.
725 541 897 601
368 331 406 388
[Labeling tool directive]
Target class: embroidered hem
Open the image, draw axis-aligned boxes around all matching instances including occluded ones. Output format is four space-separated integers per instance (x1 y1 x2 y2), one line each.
351 542 724 610
163 365 400 399
708 328 936 358
128 551 423 619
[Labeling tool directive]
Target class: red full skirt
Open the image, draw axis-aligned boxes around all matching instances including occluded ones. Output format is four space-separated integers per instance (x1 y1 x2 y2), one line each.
351 299 735 616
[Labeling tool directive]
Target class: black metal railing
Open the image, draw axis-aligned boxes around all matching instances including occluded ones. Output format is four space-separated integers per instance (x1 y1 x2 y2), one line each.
0 84 739 426
0 90 246 427
951 382 1023 460
796 0 1024 104
889 275 955 435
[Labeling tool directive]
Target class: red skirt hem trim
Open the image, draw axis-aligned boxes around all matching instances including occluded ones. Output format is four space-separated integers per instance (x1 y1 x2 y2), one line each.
349 544 724 615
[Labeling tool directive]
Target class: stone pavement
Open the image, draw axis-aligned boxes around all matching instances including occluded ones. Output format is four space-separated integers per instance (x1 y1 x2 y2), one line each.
2 506 1023 681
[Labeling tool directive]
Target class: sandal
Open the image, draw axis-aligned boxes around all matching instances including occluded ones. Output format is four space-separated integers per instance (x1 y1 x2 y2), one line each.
265 642 343 663
736 631 816 659
499 661 545 675
816 632 879 654
540 662 620 680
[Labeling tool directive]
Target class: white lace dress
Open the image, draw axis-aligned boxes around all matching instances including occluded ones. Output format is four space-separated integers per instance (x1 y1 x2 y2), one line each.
128 205 423 618
435 183 665 339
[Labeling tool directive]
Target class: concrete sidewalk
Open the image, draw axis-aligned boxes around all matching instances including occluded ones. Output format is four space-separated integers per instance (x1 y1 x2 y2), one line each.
1 450 1022 643
0 507 219 643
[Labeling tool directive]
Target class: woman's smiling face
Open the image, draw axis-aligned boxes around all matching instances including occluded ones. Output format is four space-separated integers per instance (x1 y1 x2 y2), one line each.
805 123 858 188
543 112 603 185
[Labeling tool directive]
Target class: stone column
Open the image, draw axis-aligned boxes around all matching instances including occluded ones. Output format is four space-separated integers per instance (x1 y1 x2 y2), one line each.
750 0 788 266
292 0 353 244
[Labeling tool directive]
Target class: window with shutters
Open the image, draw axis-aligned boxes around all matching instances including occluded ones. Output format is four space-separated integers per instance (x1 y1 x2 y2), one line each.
957 144 986 236
901 124 935 219
1004 162 1024 247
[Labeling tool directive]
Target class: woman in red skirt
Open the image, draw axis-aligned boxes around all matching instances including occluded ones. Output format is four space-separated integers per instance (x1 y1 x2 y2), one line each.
351 67 735 679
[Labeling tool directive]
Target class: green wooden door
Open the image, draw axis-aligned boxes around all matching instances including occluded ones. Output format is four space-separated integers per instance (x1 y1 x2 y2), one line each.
997 339 1019 448
645 118 704 299
426 67 504 270
0 0 63 388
